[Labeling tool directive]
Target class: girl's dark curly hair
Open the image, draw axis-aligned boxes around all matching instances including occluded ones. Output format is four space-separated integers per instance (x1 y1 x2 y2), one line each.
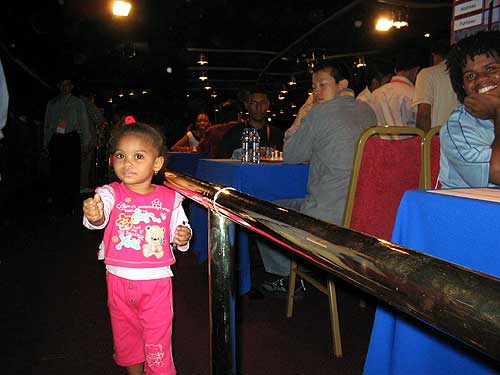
447 31 500 103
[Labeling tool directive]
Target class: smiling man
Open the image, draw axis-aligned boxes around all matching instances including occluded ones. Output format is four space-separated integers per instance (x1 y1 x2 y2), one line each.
439 31 500 188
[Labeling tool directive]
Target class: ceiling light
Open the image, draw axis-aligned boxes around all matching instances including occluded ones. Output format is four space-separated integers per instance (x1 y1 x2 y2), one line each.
199 72 208 81
278 94 285 100
204 84 212 90
211 91 217 98
197 53 208 65
118 93 124 97
356 56 367 68
424 33 431 38
129 91 134 96
288 75 297 86
375 17 393 31
393 20 408 29
112 1 132 17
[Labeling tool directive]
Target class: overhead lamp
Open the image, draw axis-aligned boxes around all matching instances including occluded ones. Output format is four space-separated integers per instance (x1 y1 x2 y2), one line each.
197 53 208 65
112 1 132 17
129 91 134 96
288 75 297 86
375 17 393 31
375 8 409 32
278 94 285 100
211 91 218 98
280 86 288 94
393 20 408 29
291 103 297 108
424 33 431 38
118 93 124 98
199 71 208 81
203 83 212 90
356 56 367 68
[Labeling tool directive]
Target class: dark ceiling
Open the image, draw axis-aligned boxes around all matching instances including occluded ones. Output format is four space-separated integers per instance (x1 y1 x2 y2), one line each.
1 0 453 121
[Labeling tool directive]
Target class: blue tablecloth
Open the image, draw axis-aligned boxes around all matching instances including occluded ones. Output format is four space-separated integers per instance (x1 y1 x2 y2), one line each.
364 189 500 375
166 152 205 177
190 159 309 294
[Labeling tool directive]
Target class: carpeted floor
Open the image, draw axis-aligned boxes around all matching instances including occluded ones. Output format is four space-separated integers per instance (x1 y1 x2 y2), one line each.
1 181 375 374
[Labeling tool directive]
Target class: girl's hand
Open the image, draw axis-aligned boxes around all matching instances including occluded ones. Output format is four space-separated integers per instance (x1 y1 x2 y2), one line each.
83 193 104 225
173 225 192 247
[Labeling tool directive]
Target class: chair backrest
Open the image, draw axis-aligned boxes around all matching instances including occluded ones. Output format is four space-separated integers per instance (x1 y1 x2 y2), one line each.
343 126 425 241
423 126 441 189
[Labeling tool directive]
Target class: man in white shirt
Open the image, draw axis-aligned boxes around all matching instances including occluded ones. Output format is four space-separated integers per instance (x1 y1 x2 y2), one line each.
369 52 420 127
413 40 459 132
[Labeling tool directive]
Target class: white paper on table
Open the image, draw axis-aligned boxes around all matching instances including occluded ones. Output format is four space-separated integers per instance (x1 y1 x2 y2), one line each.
429 188 500 203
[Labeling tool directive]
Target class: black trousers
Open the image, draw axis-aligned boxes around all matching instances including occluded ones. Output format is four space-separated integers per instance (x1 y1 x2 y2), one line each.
48 132 81 213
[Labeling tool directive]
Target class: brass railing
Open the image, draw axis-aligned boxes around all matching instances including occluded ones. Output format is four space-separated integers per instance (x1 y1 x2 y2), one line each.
164 169 500 375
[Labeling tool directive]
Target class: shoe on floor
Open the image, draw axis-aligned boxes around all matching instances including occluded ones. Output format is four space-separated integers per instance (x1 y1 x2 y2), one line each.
261 277 306 297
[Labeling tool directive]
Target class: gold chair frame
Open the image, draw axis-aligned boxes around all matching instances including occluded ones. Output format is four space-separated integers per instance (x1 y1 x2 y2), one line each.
287 126 426 358
422 126 442 189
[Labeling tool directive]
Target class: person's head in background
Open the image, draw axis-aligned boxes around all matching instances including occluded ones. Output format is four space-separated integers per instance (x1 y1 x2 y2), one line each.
190 112 211 140
58 79 74 96
447 31 500 103
240 87 270 129
430 38 451 66
363 63 394 93
194 112 211 130
311 60 350 103
394 50 421 84
217 99 241 123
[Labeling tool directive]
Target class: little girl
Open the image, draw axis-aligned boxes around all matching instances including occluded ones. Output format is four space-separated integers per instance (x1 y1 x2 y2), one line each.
83 123 192 375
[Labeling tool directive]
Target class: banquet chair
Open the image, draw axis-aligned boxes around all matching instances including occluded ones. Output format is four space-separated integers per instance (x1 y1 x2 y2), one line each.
422 126 441 189
287 126 426 357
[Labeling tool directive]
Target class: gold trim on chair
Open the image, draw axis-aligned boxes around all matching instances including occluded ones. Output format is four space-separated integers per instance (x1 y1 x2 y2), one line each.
422 126 441 189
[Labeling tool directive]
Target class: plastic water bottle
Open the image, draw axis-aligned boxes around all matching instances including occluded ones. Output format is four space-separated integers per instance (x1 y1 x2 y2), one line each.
241 127 251 163
250 127 260 164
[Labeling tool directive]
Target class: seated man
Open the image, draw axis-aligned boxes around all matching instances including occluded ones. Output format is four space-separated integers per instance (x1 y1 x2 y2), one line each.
258 60 377 295
439 31 500 188
217 87 283 159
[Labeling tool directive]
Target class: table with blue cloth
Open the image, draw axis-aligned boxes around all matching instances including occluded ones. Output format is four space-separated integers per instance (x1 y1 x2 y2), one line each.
363 189 500 375
166 152 205 176
189 159 309 295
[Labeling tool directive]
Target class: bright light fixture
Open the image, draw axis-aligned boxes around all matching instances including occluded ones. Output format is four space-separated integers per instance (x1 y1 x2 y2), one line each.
375 17 393 31
393 20 408 29
113 1 132 17
424 33 431 38
356 56 367 68
199 72 208 81
197 53 208 65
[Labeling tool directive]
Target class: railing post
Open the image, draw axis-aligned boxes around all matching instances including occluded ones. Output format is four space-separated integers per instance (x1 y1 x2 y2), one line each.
208 209 237 375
